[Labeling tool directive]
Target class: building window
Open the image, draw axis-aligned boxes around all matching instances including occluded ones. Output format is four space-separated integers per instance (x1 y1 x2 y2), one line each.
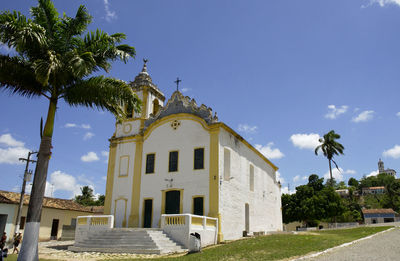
194 148 204 170
119 156 129 177
153 99 160 115
145 153 155 174
169 151 179 172
193 197 204 216
20 216 26 230
224 148 231 181
250 164 254 191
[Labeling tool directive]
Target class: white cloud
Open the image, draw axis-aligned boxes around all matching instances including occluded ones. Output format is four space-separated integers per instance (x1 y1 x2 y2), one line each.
383 145 400 159
367 170 379 177
81 152 99 162
396 112 400 118
290 133 321 150
276 171 285 184
352 110 374 123
26 171 99 198
238 124 258 134
0 134 24 147
83 132 95 140
104 0 117 22
181 88 191 93
255 142 284 159
366 0 400 7
65 123 77 128
65 123 91 129
293 175 300 182
325 105 348 119
323 168 355 181
0 134 30 165
281 186 295 195
101 150 109 163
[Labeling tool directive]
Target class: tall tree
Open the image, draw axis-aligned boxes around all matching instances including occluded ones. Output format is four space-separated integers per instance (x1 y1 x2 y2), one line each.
0 1 140 260
315 130 344 186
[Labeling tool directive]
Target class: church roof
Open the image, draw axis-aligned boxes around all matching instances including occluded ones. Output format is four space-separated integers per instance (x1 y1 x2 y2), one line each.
144 91 218 129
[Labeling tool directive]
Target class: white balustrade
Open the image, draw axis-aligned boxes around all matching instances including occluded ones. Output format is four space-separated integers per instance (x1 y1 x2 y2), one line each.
161 214 218 248
75 215 114 242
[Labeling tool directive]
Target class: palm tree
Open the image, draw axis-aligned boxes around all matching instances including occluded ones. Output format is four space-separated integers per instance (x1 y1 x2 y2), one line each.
315 130 344 186
0 1 140 260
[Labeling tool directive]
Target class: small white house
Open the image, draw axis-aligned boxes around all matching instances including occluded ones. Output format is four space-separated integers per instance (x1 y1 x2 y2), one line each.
103 61 283 242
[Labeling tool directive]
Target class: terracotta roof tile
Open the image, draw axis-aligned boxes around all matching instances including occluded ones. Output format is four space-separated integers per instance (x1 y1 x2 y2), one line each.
362 208 396 214
0 190 99 213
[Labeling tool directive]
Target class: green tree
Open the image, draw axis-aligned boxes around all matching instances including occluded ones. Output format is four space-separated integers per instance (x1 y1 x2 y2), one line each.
74 186 105 206
315 130 345 186
348 177 359 188
281 174 345 226
0 1 140 259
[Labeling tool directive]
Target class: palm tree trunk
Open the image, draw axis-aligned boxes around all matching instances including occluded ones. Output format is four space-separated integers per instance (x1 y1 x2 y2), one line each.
328 159 333 186
18 98 57 261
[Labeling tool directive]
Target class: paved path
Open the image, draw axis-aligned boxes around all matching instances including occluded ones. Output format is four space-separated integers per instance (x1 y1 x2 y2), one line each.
303 228 400 261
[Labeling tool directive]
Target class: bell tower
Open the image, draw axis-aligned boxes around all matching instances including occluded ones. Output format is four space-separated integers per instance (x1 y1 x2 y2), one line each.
378 158 384 173
124 59 165 135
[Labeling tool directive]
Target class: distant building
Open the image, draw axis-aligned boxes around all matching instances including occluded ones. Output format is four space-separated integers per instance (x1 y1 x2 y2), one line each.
378 159 396 177
335 189 349 197
362 208 399 224
0 190 100 241
362 186 385 195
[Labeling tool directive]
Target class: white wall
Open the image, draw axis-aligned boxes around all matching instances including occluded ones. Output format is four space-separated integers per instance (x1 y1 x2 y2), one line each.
110 142 136 227
0 203 16 236
218 128 282 240
139 117 210 228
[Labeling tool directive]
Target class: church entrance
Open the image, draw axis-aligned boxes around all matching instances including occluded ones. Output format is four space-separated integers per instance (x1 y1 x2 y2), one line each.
143 199 153 228
165 190 181 214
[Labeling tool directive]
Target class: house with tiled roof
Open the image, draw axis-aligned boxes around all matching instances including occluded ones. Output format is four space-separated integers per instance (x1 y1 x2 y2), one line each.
0 190 102 241
362 208 399 224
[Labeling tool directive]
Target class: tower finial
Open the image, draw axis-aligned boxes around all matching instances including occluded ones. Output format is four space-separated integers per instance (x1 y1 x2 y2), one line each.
141 58 149 75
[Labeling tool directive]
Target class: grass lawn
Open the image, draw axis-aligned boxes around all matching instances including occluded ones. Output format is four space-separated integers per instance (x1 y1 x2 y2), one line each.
106 226 392 261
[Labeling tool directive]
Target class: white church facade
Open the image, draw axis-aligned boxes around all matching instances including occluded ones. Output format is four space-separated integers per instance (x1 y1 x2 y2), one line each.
103 61 283 241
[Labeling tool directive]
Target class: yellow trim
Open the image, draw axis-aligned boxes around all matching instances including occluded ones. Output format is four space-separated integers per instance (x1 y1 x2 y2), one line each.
114 197 128 227
118 155 130 177
141 198 154 228
77 218 88 225
206 218 217 227
219 123 278 171
104 142 117 215
161 188 184 215
145 153 156 174
193 147 205 170
143 114 211 140
122 123 132 134
209 127 222 242
191 216 203 226
168 150 179 173
140 89 149 130
192 195 205 215
128 138 144 227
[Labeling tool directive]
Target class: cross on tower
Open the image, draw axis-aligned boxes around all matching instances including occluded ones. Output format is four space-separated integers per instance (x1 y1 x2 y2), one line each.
174 77 181 92
143 58 148 64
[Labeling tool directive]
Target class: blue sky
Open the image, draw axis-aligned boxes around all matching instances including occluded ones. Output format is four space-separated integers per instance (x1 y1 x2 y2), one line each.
1 0 400 198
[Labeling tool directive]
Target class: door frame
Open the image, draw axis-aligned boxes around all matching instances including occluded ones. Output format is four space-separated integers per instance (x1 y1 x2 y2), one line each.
50 219 59 240
161 188 184 214
245 203 250 233
142 198 153 228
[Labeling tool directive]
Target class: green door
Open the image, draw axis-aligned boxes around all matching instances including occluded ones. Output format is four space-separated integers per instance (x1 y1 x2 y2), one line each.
143 199 152 228
165 190 180 214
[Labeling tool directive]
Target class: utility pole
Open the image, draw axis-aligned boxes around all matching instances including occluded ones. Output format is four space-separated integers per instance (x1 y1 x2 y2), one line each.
14 151 37 235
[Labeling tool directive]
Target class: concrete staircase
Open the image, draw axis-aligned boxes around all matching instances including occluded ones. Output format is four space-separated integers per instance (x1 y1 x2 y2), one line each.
68 228 187 254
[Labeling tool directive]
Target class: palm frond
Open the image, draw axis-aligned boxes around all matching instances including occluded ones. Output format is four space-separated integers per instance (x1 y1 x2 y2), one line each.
0 55 46 98
62 76 141 121
60 5 92 46
31 0 60 38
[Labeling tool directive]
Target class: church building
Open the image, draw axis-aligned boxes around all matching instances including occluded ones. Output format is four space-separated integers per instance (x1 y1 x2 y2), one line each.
103 61 283 241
